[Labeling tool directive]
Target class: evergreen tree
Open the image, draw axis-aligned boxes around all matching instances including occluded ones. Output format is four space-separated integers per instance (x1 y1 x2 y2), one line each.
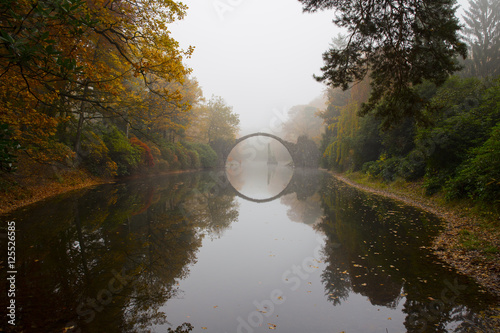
462 0 500 78
299 0 467 127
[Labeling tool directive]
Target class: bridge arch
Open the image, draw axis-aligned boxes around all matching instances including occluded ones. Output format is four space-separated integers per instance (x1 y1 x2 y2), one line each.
224 132 295 165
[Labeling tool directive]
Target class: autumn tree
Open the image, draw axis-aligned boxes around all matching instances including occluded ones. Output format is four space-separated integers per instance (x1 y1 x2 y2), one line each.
187 96 240 144
0 0 193 162
140 77 203 142
299 0 467 127
462 0 500 78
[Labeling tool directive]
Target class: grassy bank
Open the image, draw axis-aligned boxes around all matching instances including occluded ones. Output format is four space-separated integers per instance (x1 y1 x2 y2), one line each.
332 171 500 297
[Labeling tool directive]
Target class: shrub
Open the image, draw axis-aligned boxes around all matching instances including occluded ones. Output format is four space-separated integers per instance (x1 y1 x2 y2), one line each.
423 173 449 196
398 151 426 181
174 143 191 169
130 137 155 168
362 161 381 178
184 142 218 168
380 157 401 182
80 131 117 177
445 122 500 209
156 159 170 172
102 126 142 176
160 143 180 170
188 150 200 169
362 157 401 182
148 143 162 163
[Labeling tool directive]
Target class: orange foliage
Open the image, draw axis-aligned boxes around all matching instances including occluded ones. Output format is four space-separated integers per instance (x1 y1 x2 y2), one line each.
130 137 155 167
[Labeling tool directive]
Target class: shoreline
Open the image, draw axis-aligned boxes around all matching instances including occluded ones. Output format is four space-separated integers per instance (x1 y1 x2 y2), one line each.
0 168 206 216
3 167 498 298
0 174 111 216
329 171 500 299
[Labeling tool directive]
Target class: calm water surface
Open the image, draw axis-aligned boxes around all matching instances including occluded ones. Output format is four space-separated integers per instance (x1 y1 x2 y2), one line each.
1 166 497 332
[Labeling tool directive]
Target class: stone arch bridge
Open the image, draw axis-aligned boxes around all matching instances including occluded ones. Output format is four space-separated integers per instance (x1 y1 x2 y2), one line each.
222 132 319 168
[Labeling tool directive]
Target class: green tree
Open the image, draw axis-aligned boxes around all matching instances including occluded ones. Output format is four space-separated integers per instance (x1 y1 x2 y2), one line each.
299 0 467 127
462 0 500 78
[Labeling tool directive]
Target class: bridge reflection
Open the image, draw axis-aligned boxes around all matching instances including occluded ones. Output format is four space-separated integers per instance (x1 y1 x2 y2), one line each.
223 166 324 203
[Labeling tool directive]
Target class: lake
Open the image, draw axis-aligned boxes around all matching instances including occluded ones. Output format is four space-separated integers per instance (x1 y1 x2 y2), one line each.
1 165 497 332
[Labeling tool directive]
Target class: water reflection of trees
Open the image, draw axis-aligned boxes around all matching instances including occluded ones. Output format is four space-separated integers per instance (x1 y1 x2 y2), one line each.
279 169 325 225
1 172 238 332
317 177 498 332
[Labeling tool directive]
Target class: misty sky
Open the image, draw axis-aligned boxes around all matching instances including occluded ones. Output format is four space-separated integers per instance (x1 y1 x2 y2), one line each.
171 0 470 136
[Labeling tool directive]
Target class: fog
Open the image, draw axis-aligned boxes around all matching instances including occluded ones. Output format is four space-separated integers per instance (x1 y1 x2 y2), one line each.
171 0 471 136
170 0 338 135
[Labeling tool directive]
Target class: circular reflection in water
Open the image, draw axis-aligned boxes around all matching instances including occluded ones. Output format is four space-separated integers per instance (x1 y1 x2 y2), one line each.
225 161 294 201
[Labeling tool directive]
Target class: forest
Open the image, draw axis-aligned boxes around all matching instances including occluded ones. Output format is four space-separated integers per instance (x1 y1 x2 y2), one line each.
0 0 240 206
310 0 500 213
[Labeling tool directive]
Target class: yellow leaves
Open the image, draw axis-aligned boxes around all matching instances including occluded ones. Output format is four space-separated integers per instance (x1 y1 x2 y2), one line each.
0 0 199 169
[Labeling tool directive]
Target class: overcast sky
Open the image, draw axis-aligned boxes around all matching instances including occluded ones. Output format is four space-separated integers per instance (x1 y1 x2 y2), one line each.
170 0 338 135
170 0 470 136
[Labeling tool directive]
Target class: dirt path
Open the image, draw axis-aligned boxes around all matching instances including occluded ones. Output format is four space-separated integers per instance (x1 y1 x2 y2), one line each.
330 172 500 298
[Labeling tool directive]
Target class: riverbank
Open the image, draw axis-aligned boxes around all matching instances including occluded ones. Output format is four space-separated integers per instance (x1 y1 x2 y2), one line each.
0 168 110 215
330 171 500 298
0 166 209 215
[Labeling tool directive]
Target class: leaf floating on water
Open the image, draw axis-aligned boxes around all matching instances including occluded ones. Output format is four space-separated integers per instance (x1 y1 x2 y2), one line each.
268 323 277 329
202 327 207 330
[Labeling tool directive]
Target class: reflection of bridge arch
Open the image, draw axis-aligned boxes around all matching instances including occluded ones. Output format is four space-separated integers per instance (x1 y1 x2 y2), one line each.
224 167 295 203
224 132 295 166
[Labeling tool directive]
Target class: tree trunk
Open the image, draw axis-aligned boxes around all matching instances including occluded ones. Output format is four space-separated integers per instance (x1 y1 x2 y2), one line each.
74 83 89 163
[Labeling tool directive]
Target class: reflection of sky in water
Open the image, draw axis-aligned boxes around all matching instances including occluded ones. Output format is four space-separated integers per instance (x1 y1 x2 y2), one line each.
226 162 293 200
158 198 407 333
4 169 497 333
